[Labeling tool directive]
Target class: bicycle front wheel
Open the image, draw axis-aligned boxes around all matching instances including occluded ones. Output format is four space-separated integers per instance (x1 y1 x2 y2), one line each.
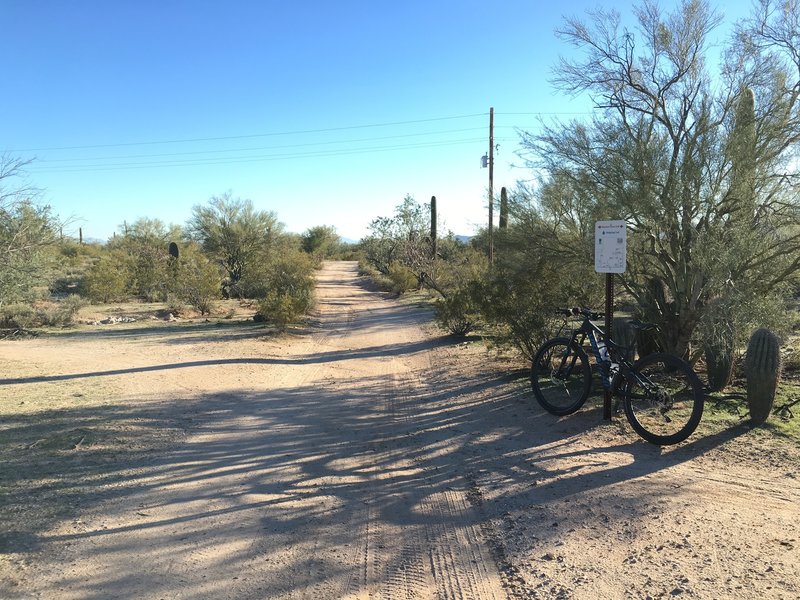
531 337 592 415
621 352 704 445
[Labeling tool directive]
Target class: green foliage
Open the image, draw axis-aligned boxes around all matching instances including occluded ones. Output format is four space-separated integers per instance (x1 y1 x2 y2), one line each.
434 288 480 336
472 185 603 358
169 244 222 315
360 195 431 277
387 262 418 294
83 254 129 303
0 303 37 329
301 225 340 262
745 328 782 424
0 157 59 306
525 0 800 358
0 295 86 329
105 218 181 301
704 341 736 392
427 243 486 337
186 192 283 297
255 251 316 329
39 295 88 327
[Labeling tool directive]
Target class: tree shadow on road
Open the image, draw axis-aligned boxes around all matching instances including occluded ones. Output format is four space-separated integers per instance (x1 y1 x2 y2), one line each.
0 340 755 598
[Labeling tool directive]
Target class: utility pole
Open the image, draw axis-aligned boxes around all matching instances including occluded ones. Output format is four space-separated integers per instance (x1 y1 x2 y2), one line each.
488 107 494 265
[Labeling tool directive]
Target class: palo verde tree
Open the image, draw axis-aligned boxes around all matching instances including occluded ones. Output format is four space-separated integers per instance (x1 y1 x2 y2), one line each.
0 155 59 307
522 0 800 358
186 192 283 297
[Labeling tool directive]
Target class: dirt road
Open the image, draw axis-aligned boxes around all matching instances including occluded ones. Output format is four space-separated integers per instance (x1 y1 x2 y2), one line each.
1 261 798 599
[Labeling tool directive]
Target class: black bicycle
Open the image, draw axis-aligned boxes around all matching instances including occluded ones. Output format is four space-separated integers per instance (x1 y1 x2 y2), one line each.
530 307 704 445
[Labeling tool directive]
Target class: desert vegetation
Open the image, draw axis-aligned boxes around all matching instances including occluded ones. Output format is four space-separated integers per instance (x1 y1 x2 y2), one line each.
1 0 798 430
0 169 347 332
357 0 800 432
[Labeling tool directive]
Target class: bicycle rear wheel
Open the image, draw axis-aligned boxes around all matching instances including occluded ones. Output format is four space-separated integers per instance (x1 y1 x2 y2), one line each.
621 352 704 445
530 337 592 415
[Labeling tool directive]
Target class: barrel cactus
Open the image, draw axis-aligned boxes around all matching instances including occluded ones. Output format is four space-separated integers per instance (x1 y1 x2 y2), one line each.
704 337 736 392
744 328 782 424
612 317 637 361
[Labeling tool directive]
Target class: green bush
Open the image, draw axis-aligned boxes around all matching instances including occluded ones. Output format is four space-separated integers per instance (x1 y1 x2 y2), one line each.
0 304 38 329
387 262 418 294
0 295 87 329
434 288 480 336
255 251 316 329
83 255 129 303
170 247 222 315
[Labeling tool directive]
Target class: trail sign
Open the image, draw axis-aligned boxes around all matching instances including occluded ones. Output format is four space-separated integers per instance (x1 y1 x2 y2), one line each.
595 220 627 273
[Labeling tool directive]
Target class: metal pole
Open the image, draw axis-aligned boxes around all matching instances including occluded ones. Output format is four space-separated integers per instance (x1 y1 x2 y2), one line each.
488 107 494 266
604 273 614 420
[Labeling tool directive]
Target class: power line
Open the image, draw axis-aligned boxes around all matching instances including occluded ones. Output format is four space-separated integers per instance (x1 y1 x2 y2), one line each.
34 127 488 164
11 113 488 153
29 137 491 173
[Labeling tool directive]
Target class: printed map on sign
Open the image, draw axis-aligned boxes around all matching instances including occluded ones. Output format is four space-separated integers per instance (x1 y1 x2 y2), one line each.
595 220 627 273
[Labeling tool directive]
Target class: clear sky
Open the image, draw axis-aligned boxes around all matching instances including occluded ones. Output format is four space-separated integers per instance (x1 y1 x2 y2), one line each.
2 0 753 242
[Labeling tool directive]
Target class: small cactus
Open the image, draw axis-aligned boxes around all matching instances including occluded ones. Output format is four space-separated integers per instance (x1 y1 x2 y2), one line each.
612 317 637 360
704 339 735 392
744 328 782 424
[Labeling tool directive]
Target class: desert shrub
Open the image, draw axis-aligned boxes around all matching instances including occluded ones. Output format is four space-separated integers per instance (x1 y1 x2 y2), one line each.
165 294 189 317
357 260 393 291
0 303 37 329
428 245 487 337
83 255 129 303
434 287 480 336
170 247 222 315
255 251 316 329
0 295 87 329
387 262 418 294
38 295 88 327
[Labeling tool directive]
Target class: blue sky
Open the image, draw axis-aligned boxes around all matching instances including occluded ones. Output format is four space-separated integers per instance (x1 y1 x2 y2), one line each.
2 1 753 242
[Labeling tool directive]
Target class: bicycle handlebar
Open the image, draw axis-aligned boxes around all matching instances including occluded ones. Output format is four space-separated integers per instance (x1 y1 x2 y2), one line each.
556 307 605 320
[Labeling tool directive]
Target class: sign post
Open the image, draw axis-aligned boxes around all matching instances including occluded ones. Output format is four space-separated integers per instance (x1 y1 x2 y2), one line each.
594 220 627 420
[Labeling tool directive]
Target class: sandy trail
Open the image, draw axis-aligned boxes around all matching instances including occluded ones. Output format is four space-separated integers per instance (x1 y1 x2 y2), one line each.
1 261 798 599
3 262 505 599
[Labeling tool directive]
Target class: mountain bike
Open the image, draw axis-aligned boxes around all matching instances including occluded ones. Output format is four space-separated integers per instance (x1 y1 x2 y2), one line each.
530 307 704 445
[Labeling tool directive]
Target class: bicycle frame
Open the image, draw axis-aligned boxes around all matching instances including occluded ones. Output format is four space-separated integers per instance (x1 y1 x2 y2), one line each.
534 308 705 444
558 314 643 393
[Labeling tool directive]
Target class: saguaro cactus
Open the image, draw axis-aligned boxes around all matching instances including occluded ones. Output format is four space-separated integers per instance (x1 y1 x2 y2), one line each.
499 187 508 229
430 195 437 259
744 328 782 424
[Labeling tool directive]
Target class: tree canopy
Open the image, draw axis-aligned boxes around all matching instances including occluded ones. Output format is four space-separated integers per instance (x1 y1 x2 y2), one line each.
519 0 800 357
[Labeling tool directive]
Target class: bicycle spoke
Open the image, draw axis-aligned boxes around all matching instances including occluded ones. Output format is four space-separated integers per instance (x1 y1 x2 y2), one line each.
531 338 592 416
622 353 704 445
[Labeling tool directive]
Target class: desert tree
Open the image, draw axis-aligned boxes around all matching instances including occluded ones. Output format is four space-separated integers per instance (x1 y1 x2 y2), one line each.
186 192 283 297
0 155 59 306
520 0 800 358
301 225 340 261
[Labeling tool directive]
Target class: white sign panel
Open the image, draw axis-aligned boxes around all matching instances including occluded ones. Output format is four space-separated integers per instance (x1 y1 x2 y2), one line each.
595 220 627 273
